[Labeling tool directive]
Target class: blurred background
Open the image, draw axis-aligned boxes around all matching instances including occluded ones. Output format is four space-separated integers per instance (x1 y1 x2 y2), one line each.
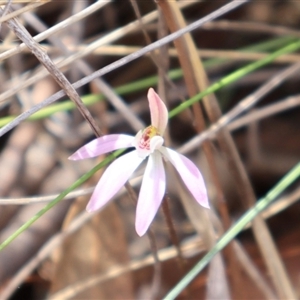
0 1 299 299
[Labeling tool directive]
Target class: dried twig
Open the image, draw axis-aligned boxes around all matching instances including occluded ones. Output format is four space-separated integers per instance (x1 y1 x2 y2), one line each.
202 20 300 38
0 0 47 25
0 0 248 137
4 11 102 136
179 62 300 154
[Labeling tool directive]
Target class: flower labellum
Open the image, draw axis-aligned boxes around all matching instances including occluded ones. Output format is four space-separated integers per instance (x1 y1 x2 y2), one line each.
69 88 209 236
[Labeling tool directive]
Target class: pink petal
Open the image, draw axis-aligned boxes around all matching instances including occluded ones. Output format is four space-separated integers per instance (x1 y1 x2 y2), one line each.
69 134 134 160
160 147 209 208
148 88 168 135
135 151 166 236
86 150 144 212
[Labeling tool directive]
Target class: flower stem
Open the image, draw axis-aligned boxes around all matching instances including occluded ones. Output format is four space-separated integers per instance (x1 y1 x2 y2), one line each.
161 195 189 296
124 182 161 298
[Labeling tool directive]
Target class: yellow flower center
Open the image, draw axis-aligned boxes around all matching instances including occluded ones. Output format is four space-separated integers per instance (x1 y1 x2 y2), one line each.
138 125 160 150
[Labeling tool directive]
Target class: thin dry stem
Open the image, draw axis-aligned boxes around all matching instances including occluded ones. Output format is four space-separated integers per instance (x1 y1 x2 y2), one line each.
0 1 48 24
203 20 300 38
125 182 162 300
158 1 297 298
4 13 102 136
162 196 187 274
156 1 242 297
20 6 145 132
0 0 248 137
179 62 300 154
2 44 300 63
0 0 110 62
47 235 204 300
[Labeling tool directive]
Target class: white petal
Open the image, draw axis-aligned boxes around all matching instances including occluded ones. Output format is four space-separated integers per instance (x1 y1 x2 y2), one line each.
149 136 164 152
160 147 209 208
135 151 166 236
148 88 168 135
69 134 134 160
86 150 144 212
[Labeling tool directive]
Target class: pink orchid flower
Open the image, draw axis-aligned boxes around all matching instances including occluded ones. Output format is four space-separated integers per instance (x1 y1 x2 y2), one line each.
69 88 209 236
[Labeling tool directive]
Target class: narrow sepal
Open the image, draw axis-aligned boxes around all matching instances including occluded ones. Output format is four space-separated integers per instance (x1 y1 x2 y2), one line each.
160 147 209 208
148 88 168 135
86 151 144 212
69 134 134 160
135 151 166 236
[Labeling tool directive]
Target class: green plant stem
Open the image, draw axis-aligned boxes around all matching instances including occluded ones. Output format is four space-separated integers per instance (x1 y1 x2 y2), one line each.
164 162 300 300
0 149 124 252
0 36 296 128
0 37 298 252
169 40 300 118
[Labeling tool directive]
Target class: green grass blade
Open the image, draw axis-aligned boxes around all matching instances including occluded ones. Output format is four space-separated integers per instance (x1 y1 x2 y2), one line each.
169 40 300 118
0 149 124 252
0 37 299 253
0 36 296 128
164 162 300 300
